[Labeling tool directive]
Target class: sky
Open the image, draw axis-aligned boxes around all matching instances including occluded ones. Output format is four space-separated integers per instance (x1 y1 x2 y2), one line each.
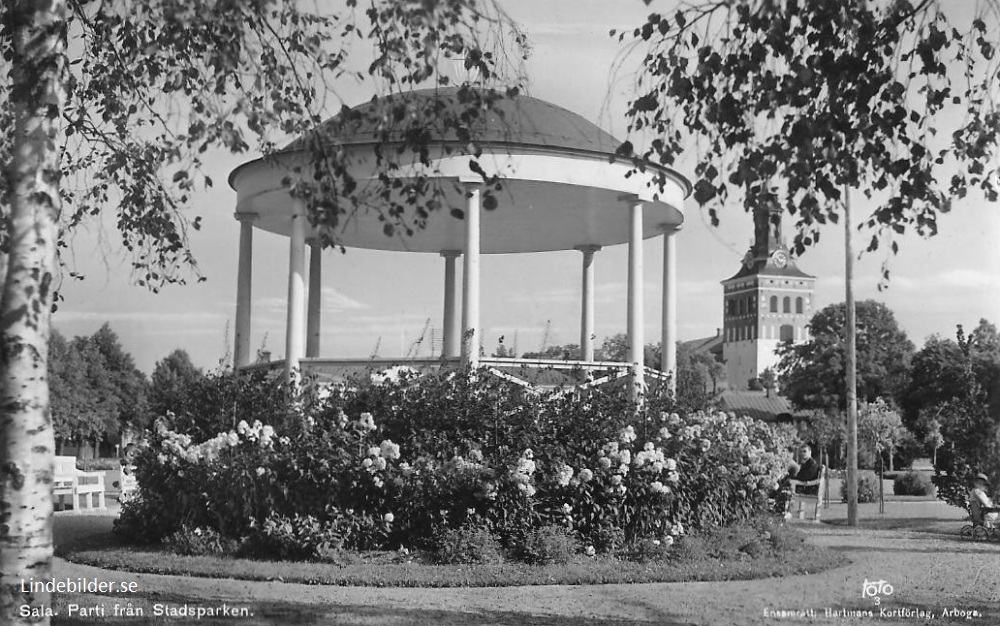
52 0 1000 374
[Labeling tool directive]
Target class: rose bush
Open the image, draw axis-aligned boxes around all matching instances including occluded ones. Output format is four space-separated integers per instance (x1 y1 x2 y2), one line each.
116 368 795 561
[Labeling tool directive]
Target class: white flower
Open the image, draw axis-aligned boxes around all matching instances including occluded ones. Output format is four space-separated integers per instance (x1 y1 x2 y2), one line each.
652 539 661 546
554 464 574 487
665 459 677 471
598 457 612 470
578 468 594 482
368 446 381 457
375 457 387 471
610 474 623 485
383 512 394 523
380 440 401 460
523 448 534 459
620 425 637 444
664 535 675 546
584 545 596 557
255 467 266 477
561 503 573 515
358 412 377 431
361 458 373 469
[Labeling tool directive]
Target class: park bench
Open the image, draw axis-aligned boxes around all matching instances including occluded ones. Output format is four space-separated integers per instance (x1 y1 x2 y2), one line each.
787 465 827 522
53 456 106 512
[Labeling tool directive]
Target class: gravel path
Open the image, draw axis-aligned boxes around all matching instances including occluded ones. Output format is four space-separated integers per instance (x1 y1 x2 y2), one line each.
50 501 1000 625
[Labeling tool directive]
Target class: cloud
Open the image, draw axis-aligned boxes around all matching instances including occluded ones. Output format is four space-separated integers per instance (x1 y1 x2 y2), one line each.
54 310 227 324
254 287 367 318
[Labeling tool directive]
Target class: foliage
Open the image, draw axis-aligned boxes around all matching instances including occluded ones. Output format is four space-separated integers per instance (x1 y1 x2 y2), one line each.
116 369 795 562
517 525 579 565
615 0 999 269
858 398 905 469
893 471 934 497
149 349 203 421
161 368 293 443
777 301 914 411
433 523 504 565
48 325 150 447
904 320 1000 433
162 525 238 557
839 470 879 504
246 513 349 563
923 323 1000 510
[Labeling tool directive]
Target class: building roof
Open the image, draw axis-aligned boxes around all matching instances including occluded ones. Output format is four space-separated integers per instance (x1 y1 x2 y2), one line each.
723 258 815 283
285 86 628 162
681 333 724 357
719 390 809 423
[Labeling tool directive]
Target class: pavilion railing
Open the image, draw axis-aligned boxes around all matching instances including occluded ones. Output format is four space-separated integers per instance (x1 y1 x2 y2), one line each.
239 356 671 393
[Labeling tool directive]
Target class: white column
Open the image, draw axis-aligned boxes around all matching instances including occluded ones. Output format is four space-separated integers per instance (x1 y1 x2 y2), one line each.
623 195 645 405
661 224 681 395
441 250 461 358
306 243 322 358
575 245 601 362
285 203 307 382
233 212 257 368
460 180 482 367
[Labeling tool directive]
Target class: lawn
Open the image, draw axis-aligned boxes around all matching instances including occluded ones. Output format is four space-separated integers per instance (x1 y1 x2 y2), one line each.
55 514 848 588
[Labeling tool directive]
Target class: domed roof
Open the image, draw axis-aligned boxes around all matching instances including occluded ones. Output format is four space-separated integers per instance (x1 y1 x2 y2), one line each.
284 86 624 157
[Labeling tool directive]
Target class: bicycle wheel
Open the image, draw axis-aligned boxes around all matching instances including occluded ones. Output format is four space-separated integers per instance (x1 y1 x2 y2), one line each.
960 525 974 540
972 526 990 541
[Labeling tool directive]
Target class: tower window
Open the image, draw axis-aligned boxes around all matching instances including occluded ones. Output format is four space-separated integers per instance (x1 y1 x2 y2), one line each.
739 299 746 315
779 324 794 342
769 296 778 313
795 297 803 314
727 299 736 316
783 296 791 313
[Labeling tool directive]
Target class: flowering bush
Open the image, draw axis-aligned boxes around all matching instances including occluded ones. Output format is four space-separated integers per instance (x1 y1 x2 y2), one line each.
118 368 794 561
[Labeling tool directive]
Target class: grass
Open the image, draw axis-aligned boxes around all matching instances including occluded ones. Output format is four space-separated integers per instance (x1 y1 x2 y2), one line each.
55 515 848 588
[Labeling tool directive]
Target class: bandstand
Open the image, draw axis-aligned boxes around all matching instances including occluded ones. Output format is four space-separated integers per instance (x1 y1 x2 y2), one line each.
227 88 691 398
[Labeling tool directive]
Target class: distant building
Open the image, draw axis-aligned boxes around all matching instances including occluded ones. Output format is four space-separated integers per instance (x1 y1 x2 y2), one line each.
720 198 815 391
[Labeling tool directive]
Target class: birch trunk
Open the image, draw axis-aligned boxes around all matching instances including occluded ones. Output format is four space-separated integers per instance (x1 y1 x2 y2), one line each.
1 2 67 625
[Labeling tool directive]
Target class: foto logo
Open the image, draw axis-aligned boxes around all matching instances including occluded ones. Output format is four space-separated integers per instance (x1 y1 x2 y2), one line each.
862 579 894 605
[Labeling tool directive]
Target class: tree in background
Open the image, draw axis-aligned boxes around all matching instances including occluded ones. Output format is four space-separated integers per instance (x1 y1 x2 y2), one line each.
88 323 150 438
924 418 944 466
859 398 905 473
0 2 526 622
777 301 914 410
149 349 204 421
923 324 1000 510
47 326 148 456
616 0 998 529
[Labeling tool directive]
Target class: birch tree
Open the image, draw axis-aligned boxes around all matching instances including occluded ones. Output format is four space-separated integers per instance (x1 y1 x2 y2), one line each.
0 1 526 623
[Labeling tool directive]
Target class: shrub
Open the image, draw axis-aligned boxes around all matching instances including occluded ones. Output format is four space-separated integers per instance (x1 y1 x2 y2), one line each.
163 525 238 556
246 513 348 562
619 536 674 563
518 525 578 565
893 471 935 496
839 470 880 503
119 368 795 560
433 524 504 565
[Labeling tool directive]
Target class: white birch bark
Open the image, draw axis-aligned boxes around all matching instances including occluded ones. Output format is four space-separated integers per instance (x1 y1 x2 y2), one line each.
1 2 67 625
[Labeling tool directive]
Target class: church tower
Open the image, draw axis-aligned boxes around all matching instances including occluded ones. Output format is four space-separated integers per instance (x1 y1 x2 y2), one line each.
721 197 816 390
